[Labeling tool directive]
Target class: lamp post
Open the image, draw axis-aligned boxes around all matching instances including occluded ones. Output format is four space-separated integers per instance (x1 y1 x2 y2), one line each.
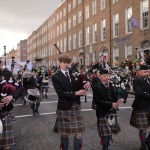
4 46 6 66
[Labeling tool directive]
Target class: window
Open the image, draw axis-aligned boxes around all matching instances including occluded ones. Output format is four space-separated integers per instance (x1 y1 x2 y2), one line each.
57 14 59 22
113 47 119 67
63 8 66 17
101 0 106 11
68 35 71 51
78 30 82 47
73 0 76 9
73 33 76 49
93 51 97 63
68 18 71 29
57 26 59 36
125 44 132 58
113 13 119 38
60 11 62 19
141 0 149 29
78 0 82 5
60 24 62 34
64 21 67 32
125 6 132 34
86 53 90 66
92 0 97 15
86 26 90 45
101 19 106 41
112 0 118 4
85 5 89 19
93 23 97 43
73 14 76 26
68 3 71 12
78 10 82 23
64 37 66 52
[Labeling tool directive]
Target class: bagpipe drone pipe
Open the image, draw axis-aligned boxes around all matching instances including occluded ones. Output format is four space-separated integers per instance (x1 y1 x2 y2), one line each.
100 54 128 101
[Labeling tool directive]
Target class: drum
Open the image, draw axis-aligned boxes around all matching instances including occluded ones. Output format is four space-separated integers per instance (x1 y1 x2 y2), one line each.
42 80 49 88
24 89 40 103
0 119 3 138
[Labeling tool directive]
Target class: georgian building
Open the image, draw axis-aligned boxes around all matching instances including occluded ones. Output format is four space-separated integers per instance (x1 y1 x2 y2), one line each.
27 0 150 68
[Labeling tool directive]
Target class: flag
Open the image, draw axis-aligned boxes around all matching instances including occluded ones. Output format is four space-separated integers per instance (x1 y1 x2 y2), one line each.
133 58 139 63
131 16 138 28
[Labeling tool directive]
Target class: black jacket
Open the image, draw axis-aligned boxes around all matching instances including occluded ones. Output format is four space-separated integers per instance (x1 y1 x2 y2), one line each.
132 77 150 111
52 70 80 110
93 79 118 117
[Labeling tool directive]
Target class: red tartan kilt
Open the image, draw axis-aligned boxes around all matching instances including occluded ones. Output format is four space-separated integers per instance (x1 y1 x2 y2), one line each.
130 110 150 130
54 104 85 135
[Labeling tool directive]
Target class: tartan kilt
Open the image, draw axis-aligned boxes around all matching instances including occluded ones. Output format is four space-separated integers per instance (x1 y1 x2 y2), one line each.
130 110 150 130
9 111 16 121
53 104 85 135
0 112 16 147
97 113 121 137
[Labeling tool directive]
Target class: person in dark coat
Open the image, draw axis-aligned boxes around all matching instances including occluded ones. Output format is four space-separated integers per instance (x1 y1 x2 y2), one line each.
0 82 23 150
92 68 126 150
130 64 150 150
52 54 90 150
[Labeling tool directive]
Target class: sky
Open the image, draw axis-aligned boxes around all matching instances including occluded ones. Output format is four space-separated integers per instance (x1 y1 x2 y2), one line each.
0 0 62 57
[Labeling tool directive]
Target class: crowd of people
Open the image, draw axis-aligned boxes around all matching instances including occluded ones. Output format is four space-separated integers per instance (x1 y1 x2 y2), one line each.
0 52 149 150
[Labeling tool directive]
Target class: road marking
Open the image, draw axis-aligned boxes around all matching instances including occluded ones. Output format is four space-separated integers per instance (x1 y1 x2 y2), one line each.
15 107 132 118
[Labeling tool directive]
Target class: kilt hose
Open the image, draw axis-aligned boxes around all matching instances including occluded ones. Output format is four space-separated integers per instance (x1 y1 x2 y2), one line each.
130 110 150 130
53 104 85 135
97 114 121 137
0 113 16 147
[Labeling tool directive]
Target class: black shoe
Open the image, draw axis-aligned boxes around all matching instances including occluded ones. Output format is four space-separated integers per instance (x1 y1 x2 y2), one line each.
32 111 36 116
35 110 39 115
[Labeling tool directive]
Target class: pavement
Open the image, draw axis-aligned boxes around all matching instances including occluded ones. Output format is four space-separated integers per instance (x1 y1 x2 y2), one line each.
11 81 141 150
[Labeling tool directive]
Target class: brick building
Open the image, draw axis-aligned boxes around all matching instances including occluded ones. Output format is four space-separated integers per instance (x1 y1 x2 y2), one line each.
27 0 150 68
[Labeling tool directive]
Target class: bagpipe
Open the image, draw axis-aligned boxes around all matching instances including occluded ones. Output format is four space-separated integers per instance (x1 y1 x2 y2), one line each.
0 84 16 112
99 54 128 101
54 44 88 102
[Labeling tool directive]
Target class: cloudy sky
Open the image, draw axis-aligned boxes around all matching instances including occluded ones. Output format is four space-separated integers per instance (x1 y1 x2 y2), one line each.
0 0 62 57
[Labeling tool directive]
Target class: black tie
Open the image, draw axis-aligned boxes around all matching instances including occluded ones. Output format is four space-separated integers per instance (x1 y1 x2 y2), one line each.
65 72 70 82
105 83 109 89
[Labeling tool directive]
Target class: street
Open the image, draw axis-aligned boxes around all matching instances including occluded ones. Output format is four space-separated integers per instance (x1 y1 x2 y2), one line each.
11 80 140 150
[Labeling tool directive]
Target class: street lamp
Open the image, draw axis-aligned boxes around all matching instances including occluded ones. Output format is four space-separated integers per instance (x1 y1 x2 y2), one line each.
4 46 6 66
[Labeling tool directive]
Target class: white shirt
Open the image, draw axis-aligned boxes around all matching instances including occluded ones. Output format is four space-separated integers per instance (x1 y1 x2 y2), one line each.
61 69 71 82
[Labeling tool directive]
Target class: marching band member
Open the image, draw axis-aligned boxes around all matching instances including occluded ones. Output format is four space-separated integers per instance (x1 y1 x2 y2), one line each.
0 81 23 150
37 66 49 98
52 54 90 150
22 71 40 116
92 67 125 150
130 64 150 150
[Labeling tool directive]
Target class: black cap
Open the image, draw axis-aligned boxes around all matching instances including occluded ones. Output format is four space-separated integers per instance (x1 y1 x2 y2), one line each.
99 68 109 75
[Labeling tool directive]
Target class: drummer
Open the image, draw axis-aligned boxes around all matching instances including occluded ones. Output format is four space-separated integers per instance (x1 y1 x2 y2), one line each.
37 66 49 98
22 71 40 116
